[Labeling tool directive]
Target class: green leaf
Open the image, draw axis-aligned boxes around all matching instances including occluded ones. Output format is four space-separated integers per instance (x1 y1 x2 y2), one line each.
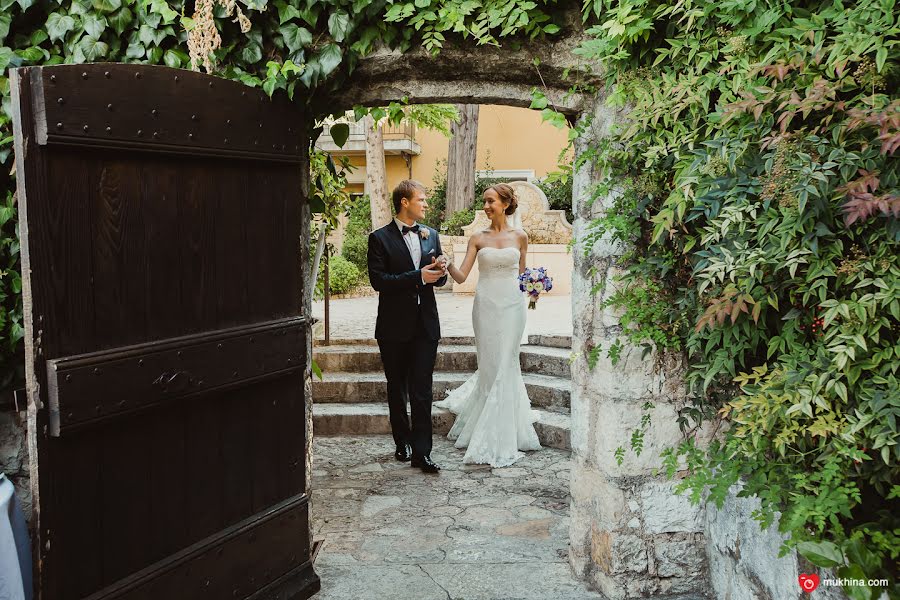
875 46 887 73
143 11 161 28
138 24 156 46
108 7 133 35
125 42 145 58
241 43 262 64
15 46 47 62
327 11 350 43
91 0 121 13
82 13 108 38
262 77 277 97
308 193 325 213
543 24 560 34
796 541 843 568
330 123 350 148
530 89 548 110
0 47 17 72
30 29 49 46
837 564 874 600
78 36 110 61
163 49 181 68
276 0 301 24
0 13 11 43
317 43 342 78
311 359 323 381
279 23 312 53
46 13 77 43
149 0 179 24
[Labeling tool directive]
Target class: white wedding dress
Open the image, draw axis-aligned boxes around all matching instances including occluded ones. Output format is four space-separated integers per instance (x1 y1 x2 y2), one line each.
435 246 542 467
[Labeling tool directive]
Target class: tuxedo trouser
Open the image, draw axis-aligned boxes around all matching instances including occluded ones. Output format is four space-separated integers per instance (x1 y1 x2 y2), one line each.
377 307 439 458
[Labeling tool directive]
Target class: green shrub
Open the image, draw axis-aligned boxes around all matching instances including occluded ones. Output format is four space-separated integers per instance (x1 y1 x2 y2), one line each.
341 196 371 272
442 208 477 236
535 167 574 223
326 255 360 296
572 0 900 593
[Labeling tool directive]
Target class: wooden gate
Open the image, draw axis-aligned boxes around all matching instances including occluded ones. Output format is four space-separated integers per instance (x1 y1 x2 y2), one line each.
10 64 318 600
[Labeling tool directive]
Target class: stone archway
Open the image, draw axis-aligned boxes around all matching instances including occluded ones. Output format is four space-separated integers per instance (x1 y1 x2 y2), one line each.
316 12 710 599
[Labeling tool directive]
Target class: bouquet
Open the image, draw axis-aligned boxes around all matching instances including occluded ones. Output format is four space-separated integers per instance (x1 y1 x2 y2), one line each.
518 267 553 309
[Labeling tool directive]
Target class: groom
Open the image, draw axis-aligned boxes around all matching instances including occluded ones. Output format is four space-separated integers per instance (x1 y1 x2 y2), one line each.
367 180 448 473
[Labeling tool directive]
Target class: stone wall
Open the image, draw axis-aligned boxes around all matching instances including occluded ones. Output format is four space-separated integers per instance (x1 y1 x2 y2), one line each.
0 407 31 523
707 483 853 600
567 96 711 599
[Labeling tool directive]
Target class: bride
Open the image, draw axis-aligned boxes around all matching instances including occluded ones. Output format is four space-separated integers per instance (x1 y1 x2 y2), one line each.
435 183 542 467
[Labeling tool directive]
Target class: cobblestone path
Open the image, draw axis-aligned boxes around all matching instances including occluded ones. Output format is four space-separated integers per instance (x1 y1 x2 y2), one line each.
310 435 604 600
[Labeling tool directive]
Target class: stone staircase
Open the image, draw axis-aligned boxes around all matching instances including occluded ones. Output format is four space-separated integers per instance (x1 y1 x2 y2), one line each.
312 335 573 450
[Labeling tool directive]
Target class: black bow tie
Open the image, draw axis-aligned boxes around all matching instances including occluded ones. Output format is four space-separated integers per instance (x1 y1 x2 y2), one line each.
402 224 420 235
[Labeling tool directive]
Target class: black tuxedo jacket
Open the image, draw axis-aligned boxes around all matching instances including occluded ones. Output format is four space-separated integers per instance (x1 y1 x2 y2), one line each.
367 222 447 341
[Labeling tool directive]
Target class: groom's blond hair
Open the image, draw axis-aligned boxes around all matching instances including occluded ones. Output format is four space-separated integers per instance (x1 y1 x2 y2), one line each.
392 180 427 214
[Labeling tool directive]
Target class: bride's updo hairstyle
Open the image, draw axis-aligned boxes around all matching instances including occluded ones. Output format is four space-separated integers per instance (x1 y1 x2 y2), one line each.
487 183 518 216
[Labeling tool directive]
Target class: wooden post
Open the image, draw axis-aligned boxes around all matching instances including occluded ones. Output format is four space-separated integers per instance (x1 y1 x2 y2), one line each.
323 246 331 346
446 104 480 214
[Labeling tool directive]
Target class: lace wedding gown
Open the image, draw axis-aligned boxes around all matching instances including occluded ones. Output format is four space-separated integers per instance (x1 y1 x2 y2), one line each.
435 246 542 467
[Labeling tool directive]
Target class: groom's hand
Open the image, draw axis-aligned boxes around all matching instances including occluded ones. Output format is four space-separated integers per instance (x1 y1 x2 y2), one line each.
422 257 446 284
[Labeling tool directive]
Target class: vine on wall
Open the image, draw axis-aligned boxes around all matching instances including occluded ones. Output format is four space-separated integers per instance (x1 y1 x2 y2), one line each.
570 0 899 594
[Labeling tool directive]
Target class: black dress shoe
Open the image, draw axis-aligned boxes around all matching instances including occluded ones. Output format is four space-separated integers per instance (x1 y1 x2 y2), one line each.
394 444 412 462
411 455 441 473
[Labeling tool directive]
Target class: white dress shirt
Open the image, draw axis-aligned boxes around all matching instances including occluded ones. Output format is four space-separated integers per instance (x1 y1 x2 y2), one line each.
395 218 422 268
395 218 426 300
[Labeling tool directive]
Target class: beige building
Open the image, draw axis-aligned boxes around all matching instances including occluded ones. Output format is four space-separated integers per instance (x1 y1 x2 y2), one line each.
317 104 572 198
317 106 575 296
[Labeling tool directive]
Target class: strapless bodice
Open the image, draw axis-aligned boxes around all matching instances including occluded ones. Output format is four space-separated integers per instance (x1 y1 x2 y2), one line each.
477 246 520 280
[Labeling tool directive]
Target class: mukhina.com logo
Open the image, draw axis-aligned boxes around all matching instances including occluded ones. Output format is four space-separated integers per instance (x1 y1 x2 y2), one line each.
799 573 890 593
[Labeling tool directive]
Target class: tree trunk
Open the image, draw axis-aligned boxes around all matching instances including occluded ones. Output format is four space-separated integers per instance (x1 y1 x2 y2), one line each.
446 104 480 215
364 114 392 230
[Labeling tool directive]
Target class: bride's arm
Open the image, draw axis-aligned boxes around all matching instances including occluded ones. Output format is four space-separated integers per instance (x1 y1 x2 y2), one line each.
447 235 479 284
518 230 528 275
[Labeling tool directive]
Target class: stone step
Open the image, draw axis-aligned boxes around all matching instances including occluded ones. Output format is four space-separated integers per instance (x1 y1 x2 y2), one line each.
313 371 571 414
314 344 572 378
313 403 571 450
313 335 572 349
317 335 572 348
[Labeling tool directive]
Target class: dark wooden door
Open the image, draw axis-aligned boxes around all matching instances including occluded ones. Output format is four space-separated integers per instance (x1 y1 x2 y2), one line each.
10 64 318 600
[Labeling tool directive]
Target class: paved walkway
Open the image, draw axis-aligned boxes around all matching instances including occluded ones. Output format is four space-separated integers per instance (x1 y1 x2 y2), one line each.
312 294 573 340
311 435 603 600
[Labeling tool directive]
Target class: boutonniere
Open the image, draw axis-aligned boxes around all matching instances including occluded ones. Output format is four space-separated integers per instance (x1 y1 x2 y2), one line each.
419 227 430 240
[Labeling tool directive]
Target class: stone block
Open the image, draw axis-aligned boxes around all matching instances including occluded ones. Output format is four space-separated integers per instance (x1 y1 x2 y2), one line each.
584 399 686 475
640 481 704 534
588 569 627 600
705 483 804 600
569 461 625 531
653 536 707 579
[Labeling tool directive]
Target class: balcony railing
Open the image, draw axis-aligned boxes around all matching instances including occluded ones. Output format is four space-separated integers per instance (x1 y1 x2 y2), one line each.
316 118 420 155
332 119 416 141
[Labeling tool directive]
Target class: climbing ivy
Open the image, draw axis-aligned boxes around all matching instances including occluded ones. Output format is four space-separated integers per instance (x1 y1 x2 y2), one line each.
571 0 899 595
